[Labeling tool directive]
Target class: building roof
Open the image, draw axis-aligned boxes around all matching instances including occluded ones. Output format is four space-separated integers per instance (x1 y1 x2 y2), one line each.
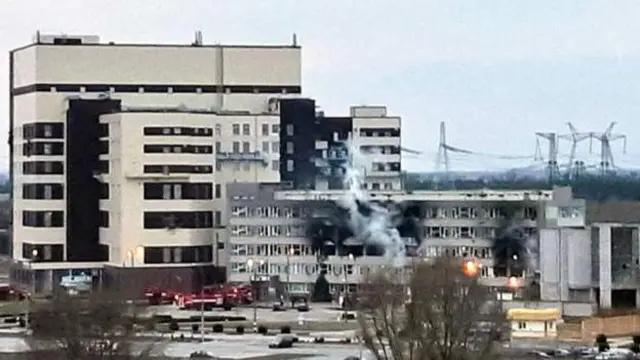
586 201 640 224
506 308 560 321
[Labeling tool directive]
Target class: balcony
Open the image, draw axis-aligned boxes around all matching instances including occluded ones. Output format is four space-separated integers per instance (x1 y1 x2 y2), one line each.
216 151 268 165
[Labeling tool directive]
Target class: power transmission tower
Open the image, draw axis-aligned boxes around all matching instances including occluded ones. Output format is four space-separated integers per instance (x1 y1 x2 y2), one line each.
434 121 451 189
558 122 592 180
591 122 627 177
535 132 560 183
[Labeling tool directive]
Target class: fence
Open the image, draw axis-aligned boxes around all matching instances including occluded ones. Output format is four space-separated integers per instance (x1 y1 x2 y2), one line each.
558 314 640 342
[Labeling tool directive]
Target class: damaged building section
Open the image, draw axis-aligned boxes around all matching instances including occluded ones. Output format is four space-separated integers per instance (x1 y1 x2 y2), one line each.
226 183 561 301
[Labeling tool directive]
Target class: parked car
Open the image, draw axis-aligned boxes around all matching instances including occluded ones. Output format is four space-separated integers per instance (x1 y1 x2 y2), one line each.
189 351 218 359
268 334 295 349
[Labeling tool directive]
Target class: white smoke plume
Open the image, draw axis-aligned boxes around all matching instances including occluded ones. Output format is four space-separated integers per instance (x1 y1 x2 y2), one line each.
337 139 407 266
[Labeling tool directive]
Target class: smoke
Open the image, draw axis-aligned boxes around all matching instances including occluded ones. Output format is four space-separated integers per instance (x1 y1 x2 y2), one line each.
306 140 422 266
491 224 531 276
338 141 406 263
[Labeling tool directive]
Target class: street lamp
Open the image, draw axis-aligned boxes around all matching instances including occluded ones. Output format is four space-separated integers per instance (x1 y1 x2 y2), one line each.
25 249 38 333
247 258 265 327
342 253 354 322
286 247 294 306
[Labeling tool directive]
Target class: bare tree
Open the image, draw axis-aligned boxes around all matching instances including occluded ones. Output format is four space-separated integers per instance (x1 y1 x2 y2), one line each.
28 288 164 360
358 256 504 360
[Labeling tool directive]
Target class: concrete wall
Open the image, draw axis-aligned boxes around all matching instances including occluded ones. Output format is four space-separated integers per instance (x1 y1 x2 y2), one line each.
539 228 591 302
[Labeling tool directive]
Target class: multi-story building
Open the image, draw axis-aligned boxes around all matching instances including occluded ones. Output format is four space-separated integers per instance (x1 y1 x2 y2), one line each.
9 33 300 292
279 99 402 191
226 180 575 298
540 201 640 312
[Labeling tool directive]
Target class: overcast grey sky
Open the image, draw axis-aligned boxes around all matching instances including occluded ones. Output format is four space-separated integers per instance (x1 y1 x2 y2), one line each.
2 0 640 172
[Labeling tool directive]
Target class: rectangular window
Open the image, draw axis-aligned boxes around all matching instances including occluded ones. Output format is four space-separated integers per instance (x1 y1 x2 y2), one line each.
242 142 250 153
261 124 269 136
215 124 221 136
286 160 294 172
232 142 240 153
272 141 279 153
242 124 251 135
232 124 240 135
215 184 221 199
271 124 279 134
262 141 269 153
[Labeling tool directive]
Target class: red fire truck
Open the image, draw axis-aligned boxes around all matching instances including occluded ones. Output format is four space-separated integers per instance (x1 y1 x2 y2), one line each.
176 284 253 310
144 286 181 306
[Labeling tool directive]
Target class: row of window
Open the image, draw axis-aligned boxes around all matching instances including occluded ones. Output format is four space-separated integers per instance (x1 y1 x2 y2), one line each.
22 243 64 262
144 245 215 264
144 127 213 137
21 123 107 140
22 211 106 228
144 183 216 200
22 183 64 199
23 141 64 156
20 210 224 229
425 226 537 239
360 145 401 155
22 123 64 139
231 244 313 256
21 182 220 201
228 205 538 221
371 162 401 172
22 161 64 175
358 128 400 137
230 225 306 237
143 211 219 229
22 211 63 227
229 260 497 279
144 144 213 154
143 164 214 174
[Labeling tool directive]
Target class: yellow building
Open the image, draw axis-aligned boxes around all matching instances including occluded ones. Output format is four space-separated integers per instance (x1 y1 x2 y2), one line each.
506 308 561 339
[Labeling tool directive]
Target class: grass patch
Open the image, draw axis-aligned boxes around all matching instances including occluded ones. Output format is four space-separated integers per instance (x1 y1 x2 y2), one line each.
0 301 28 316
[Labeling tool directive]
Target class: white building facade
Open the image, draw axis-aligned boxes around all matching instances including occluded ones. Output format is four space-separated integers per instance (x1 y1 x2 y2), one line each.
9 33 300 291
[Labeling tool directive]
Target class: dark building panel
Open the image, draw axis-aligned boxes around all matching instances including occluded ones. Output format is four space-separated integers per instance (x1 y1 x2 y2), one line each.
65 98 121 262
278 99 353 190
279 98 317 189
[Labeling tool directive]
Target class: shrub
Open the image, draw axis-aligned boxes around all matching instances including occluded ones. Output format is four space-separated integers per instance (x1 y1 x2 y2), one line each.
595 333 610 353
280 326 291 334
632 335 640 353
145 321 155 331
168 320 179 332
191 324 199 333
212 324 223 333
236 326 245 334
375 330 384 337
257 326 268 335
314 337 325 343
18 318 25 328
